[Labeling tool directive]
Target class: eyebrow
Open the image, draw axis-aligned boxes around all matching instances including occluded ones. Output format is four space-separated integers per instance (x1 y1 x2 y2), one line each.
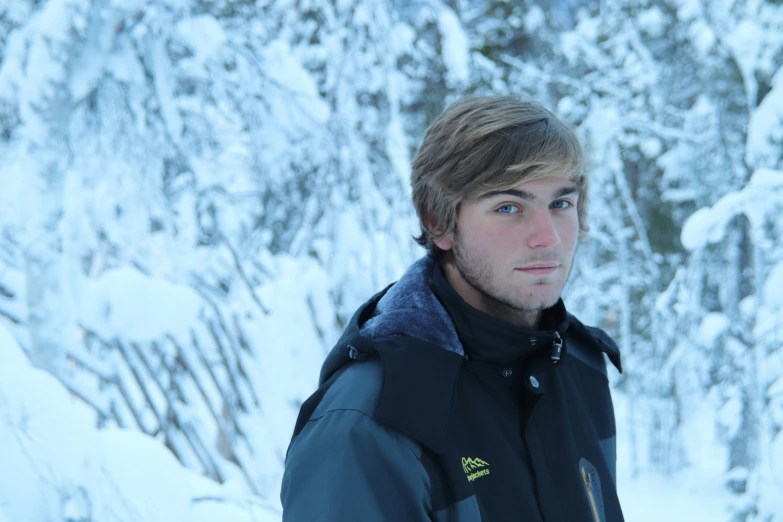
478 183 581 203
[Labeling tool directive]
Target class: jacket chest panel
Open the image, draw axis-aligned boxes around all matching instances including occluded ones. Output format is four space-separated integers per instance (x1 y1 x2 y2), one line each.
450 366 542 521
449 363 622 522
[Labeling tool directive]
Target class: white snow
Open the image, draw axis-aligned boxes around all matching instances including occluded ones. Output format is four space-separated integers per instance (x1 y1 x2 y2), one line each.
436 6 470 86
0 322 280 522
1 0 782 520
107 38 147 85
699 312 729 346
69 15 115 103
150 36 184 143
524 6 545 32
763 262 783 309
750 167 783 188
614 389 732 521
675 0 702 22
681 206 721 251
639 137 663 158
176 15 227 62
747 65 783 168
688 19 716 56
262 39 330 125
681 168 783 251
584 98 622 155
619 472 730 521
559 31 582 64
726 19 764 85
637 7 667 38
110 0 146 8
761 437 783 516
78 267 203 342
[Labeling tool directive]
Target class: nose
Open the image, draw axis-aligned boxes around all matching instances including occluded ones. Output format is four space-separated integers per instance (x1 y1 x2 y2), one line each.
527 209 560 249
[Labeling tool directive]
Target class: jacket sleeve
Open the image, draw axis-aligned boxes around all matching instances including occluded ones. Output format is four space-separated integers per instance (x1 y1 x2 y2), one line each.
281 408 432 522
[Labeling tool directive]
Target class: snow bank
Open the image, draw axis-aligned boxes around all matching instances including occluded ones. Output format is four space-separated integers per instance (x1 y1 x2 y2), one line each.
614 390 732 521
0 323 280 522
78 266 203 342
618 471 730 521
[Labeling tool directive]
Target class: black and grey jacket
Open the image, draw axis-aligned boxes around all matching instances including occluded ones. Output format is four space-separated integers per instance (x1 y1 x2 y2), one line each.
281 256 624 521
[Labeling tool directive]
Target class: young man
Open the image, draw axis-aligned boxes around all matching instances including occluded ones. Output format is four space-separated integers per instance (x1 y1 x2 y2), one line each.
281 96 625 521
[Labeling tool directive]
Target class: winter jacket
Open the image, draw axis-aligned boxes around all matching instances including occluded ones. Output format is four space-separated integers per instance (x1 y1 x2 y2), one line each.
281 256 624 521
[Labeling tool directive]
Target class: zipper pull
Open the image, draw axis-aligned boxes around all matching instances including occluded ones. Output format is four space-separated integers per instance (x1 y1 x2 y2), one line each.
348 344 368 361
551 331 562 363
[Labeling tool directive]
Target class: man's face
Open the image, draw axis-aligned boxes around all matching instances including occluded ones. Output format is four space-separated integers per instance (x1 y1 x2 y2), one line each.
434 176 580 320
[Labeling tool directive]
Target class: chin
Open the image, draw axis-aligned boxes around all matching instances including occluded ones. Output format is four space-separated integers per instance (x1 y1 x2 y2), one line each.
520 298 558 311
512 288 561 310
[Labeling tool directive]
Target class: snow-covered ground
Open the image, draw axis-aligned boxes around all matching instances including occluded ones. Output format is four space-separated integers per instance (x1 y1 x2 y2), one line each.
615 391 731 521
619 471 729 522
0 323 280 522
615 383 783 521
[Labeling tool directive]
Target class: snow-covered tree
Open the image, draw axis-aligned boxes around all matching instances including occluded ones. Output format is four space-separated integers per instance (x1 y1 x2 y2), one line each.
1 0 782 520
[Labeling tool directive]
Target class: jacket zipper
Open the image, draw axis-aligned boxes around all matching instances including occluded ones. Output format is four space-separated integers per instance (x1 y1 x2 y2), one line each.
581 465 601 522
550 331 563 363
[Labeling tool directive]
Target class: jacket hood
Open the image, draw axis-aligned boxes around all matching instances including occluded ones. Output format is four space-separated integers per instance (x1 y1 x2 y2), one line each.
360 256 464 355
318 256 460 384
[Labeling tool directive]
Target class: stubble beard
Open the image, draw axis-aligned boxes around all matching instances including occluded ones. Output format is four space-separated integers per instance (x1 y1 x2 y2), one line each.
452 239 563 316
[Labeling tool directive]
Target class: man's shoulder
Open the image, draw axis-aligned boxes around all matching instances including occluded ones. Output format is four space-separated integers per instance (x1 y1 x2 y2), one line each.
312 357 384 420
296 356 426 461
307 333 463 454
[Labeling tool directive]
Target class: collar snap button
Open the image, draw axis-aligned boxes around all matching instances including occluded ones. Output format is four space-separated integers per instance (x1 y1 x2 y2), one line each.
502 368 513 378
529 375 540 388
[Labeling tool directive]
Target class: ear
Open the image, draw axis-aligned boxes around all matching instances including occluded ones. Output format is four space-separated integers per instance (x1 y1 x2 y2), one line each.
425 217 454 251
424 213 454 251
434 235 454 251
431 229 454 251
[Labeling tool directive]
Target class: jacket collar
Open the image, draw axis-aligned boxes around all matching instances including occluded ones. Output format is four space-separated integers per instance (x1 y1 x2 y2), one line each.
323 255 622 373
319 254 464 385
429 262 570 365
566 314 623 373
360 256 464 355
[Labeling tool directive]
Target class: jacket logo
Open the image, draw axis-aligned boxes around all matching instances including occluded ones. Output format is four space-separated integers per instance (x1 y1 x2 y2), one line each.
462 457 490 482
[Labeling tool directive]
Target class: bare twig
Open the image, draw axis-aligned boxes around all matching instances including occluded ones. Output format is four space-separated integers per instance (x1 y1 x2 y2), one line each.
220 233 270 315
62 380 112 423
206 319 248 413
163 335 244 443
0 307 23 325
108 400 125 429
114 340 171 442
212 310 260 408
190 328 230 412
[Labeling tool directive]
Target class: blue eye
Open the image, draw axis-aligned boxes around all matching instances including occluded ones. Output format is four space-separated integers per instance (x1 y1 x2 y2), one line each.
551 200 573 210
497 205 519 214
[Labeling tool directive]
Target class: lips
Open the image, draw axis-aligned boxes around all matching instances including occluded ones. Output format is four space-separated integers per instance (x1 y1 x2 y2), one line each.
516 263 559 275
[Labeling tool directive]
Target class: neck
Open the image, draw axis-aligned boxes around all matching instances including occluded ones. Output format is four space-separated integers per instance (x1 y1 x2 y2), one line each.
439 257 543 330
